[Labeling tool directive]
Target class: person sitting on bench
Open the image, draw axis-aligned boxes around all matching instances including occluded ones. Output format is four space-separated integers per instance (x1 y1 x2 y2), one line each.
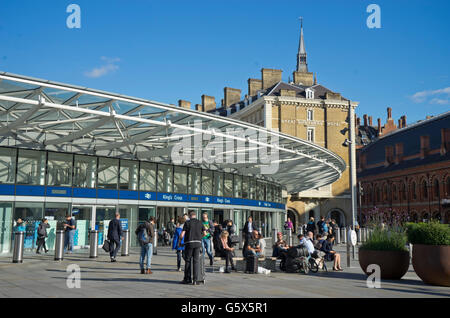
272 231 289 258
244 230 261 258
215 230 236 273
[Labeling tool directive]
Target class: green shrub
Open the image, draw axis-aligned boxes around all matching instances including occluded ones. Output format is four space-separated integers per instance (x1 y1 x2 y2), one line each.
360 227 408 252
406 221 450 246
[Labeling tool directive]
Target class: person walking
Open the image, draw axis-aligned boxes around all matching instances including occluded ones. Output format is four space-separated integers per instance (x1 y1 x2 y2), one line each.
179 210 206 285
136 217 155 274
107 212 123 262
63 215 76 254
284 217 294 234
36 218 50 254
201 213 214 266
242 216 254 245
167 217 176 243
172 216 185 272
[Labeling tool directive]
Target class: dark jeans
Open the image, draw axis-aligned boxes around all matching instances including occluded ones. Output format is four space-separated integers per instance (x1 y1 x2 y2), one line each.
184 243 201 282
36 237 47 252
217 249 234 269
176 250 185 269
110 239 120 259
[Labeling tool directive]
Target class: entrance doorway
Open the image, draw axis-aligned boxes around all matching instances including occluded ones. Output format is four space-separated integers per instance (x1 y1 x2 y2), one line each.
327 209 346 227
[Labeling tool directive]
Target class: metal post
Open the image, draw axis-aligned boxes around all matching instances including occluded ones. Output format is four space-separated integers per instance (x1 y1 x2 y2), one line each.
153 229 158 255
89 230 98 258
287 228 292 246
336 227 341 244
121 229 130 256
12 232 24 263
346 226 351 267
341 227 347 244
272 228 278 246
239 229 244 249
357 228 362 243
54 230 64 261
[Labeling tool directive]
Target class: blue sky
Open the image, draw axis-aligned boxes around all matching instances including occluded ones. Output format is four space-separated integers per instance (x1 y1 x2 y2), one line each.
0 0 449 124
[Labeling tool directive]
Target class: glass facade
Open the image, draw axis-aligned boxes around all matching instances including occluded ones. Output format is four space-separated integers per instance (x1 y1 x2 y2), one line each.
0 146 284 253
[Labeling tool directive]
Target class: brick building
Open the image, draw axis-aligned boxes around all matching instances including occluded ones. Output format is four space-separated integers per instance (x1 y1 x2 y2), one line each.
357 111 450 224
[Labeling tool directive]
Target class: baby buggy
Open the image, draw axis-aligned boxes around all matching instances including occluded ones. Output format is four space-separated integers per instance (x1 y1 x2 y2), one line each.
280 246 311 274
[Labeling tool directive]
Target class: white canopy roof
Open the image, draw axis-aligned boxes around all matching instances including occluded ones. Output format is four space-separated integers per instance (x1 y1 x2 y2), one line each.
0 72 346 193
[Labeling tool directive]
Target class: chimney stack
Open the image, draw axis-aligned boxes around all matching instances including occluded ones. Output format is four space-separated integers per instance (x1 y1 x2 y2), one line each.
377 118 382 134
398 119 402 129
369 116 373 126
387 107 392 119
178 100 191 110
201 95 216 112
356 117 361 127
261 68 282 90
224 87 241 108
401 115 407 128
248 78 262 96
363 114 368 127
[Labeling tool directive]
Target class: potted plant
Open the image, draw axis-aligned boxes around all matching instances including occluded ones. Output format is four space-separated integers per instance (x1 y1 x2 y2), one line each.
358 208 410 279
406 221 450 287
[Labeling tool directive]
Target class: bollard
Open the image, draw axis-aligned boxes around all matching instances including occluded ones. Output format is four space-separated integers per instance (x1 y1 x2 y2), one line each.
54 230 65 261
362 228 367 242
89 230 98 258
357 229 362 243
121 229 130 256
272 228 278 246
341 228 347 244
287 229 292 246
12 232 25 263
239 229 244 249
153 229 158 255
336 227 341 244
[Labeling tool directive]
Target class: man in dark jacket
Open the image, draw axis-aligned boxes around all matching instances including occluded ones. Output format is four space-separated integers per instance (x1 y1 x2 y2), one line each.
107 212 123 262
242 216 254 245
36 218 50 254
179 210 206 285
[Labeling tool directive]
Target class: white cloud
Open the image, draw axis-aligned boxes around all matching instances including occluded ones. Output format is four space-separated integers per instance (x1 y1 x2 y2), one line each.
411 87 450 104
84 57 120 78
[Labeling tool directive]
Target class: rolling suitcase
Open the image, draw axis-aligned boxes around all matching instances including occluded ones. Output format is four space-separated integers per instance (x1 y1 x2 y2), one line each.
193 245 206 284
245 254 258 274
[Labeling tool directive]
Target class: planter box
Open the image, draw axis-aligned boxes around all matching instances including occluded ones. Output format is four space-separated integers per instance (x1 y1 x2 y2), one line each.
412 244 450 287
359 249 410 280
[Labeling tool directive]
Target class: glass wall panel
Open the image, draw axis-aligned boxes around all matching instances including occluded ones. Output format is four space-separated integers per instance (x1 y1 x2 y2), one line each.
47 152 73 187
118 205 137 247
139 162 156 191
0 148 16 184
13 202 44 250
98 158 119 189
224 173 233 197
43 203 69 249
213 171 224 196
257 181 266 201
0 203 13 253
188 168 201 195
174 166 188 194
157 164 173 193
95 206 116 245
73 155 97 188
16 149 46 185
242 176 249 199
234 175 242 198
249 178 256 200
71 205 93 248
119 160 138 190
201 170 212 195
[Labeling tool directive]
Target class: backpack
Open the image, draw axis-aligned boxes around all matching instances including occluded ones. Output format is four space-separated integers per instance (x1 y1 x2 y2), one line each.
136 224 150 246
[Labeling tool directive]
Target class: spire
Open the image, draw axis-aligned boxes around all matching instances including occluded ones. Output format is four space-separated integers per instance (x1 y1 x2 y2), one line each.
296 17 308 73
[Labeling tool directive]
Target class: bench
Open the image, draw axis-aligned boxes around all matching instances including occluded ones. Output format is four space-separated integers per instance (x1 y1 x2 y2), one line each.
212 256 279 272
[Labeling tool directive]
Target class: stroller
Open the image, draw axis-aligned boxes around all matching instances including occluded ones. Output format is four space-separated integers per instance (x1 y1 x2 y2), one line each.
280 245 322 274
158 227 171 246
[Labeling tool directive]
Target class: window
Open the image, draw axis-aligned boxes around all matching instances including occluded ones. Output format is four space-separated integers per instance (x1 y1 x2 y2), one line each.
433 179 440 198
257 181 266 201
447 177 450 196
157 164 173 193
234 175 242 198
73 155 97 188
188 168 201 195
392 184 398 201
242 176 249 199
411 182 417 200
201 170 212 195
306 88 314 99
98 158 118 189
224 173 233 197
0 148 16 184
249 178 256 200
422 180 428 199
307 128 314 142
119 160 138 190
173 166 187 194
307 109 313 121
213 171 223 196
17 149 46 185
139 162 156 192
47 152 73 187
401 183 407 200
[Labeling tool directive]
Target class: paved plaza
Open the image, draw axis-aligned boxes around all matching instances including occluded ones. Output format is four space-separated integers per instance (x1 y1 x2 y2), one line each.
0 244 448 298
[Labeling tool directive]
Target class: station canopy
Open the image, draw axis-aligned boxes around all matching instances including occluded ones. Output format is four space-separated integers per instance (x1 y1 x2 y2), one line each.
0 72 346 194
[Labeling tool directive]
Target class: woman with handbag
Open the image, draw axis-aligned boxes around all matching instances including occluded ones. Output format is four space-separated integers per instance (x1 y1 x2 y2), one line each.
215 230 236 273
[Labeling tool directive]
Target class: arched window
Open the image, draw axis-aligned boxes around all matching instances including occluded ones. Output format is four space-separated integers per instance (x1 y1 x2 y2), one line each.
446 176 450 196
392 184 398 201
422 180 428 199
401 183 407 200
383 184 389 202
411 182 417 200
433 179 440 198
